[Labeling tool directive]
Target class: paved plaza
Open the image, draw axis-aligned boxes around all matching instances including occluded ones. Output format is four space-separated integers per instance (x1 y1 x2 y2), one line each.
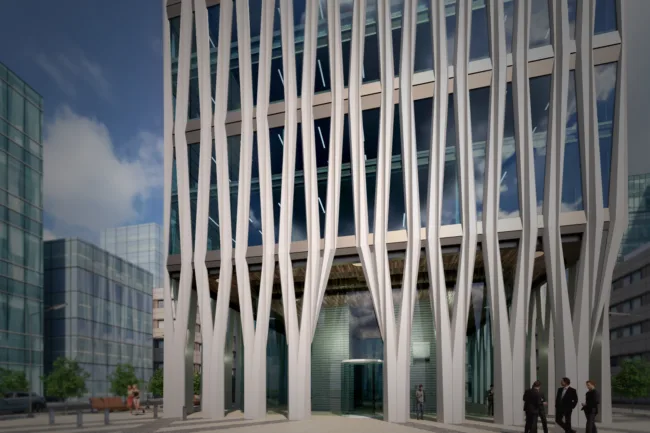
1 410 649 433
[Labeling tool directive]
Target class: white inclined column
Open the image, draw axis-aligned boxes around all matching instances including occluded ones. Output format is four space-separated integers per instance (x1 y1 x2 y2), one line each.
162 0 198 417
204 0 237 419
425 0 453 424
483 0 514 425
590 0 628 423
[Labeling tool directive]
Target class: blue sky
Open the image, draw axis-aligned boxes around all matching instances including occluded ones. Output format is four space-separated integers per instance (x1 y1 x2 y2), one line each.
0 0 164 242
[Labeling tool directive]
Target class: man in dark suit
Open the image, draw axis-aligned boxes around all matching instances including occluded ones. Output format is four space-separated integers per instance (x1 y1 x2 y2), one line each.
523 380 544 433
555 377 578 433
581 380 600 433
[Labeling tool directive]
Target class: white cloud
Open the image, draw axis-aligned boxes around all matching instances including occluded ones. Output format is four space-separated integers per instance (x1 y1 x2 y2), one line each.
34 53 76 98
34 51 112 102
43 105 163 238
43 229 59 241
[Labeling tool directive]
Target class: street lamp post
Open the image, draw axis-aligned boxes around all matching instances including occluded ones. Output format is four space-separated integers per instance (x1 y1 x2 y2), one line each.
28 303 66 418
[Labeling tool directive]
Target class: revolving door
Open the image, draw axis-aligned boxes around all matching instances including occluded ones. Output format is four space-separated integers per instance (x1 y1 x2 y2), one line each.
341 359 383 417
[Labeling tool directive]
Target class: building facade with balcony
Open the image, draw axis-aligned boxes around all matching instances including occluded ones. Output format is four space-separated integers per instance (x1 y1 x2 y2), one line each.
162 0 628 427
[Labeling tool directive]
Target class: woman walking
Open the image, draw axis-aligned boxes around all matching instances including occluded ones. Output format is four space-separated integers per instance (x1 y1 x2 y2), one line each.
126 385 134 414
133 384 143 414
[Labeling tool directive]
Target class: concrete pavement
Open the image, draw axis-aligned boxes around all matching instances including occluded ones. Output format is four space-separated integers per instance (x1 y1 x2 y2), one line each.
1 409 649 433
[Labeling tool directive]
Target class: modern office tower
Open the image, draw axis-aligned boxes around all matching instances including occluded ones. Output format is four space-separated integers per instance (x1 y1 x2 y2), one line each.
0 62 44 394
163 0 627 427
101 223 164 288
619 173 650 259
610 245 650 379
43 239 153 397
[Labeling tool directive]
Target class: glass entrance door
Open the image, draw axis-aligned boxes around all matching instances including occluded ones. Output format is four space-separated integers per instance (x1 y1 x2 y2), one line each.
341 359 383 418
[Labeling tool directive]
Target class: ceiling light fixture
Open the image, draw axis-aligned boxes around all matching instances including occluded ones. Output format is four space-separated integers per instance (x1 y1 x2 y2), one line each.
535 251 544 258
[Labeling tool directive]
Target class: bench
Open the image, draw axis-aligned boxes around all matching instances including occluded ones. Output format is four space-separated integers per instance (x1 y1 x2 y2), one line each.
89 397 129 412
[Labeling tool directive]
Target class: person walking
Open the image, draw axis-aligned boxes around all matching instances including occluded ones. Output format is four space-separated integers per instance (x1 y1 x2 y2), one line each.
523 380 543 433
132 384 143 414
415 384 425 420
581 380 600 433
555 377 578 433
487 384 495 416
126 385 134 414
539 389 549 433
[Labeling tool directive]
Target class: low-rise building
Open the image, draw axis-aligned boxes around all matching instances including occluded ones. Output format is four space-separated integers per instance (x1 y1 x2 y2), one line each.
610 244 650 374
44 239 154 397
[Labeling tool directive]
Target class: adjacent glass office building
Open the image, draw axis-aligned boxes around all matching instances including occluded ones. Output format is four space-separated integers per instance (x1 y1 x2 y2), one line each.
44 239 153 397
163 0 626 425
0 62 44 393
101 223 164 288
619 173 650 259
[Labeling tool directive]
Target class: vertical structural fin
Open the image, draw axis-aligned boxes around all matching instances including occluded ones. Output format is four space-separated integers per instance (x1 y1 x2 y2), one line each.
483 0 512 425
511 0 537 426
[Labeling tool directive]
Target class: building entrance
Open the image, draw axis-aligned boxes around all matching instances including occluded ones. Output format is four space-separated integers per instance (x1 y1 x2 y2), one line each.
341 359 383 418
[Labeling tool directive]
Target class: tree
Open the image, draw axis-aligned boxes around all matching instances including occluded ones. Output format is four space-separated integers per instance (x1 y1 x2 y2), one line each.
108 364 139 397
193 370 201 396
612 358 650 409
149 368 163 397
42 358 90 401
0 368 29 393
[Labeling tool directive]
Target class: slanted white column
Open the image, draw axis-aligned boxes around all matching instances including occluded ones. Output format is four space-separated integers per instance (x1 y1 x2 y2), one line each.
545 0 579 426
231 0 277 420
277 0 312 421
482 0 515 425
425 0 455 424
451 0 478 423
511 0 539 426
207 0 236 419
162 0 198 417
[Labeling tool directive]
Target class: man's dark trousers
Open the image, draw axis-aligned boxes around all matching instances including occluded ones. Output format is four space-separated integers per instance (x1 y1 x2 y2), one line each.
538 408 548 433
556 409 573 432
525 413 539 433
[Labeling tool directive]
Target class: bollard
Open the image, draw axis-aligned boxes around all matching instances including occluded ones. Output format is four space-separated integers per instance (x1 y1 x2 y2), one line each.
104 408 110 425
182 405 187 421
153 404 158 419
48 408 55 425
76 410 82 428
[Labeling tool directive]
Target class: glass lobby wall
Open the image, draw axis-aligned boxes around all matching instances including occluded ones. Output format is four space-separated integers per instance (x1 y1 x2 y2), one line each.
310 259 437 418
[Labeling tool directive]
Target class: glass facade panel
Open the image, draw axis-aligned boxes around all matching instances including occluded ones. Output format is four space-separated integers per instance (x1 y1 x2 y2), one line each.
501 83 520 218
530 0 552 49
562 70 584 211
471 86 490 219
595 62 617 208
0 63 43 392
595 0 617 34
444 94 462 225
530 75 552 214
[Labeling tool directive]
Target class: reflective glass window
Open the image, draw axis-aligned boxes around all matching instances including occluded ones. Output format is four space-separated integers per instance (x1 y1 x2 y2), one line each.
568 0 577 40
529 75 552 214
501 83 520 218
595 62 617 208
443 94 461 225
470 0 490 61
595 0 617 34
530 0 552 49
471 86 490 219
562 70 584 211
